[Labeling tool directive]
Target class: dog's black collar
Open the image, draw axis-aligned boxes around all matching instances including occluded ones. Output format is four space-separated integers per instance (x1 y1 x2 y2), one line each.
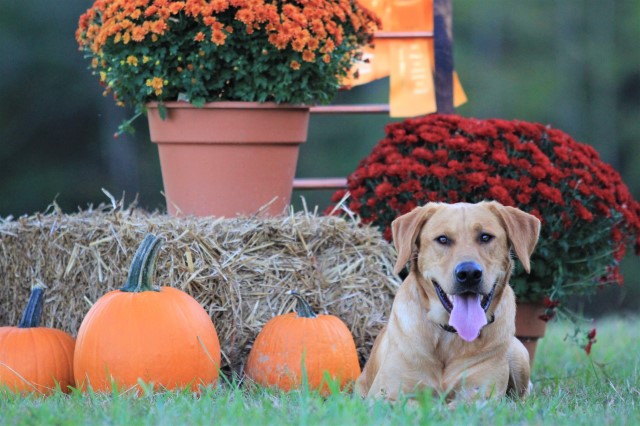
440 314 495 334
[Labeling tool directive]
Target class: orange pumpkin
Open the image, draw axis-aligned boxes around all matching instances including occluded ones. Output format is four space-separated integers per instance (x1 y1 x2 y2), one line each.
73 234 221 392
245 291 361 394
0 284 75 394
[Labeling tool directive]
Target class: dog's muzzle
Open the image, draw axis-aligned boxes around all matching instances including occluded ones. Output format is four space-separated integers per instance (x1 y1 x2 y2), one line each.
433 279 496 314
432 274 497 342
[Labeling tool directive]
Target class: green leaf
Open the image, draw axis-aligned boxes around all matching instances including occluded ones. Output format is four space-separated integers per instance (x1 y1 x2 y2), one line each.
158 103 167 120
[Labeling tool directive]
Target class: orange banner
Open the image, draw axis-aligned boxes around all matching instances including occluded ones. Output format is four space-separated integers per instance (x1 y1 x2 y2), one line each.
344 0 466 116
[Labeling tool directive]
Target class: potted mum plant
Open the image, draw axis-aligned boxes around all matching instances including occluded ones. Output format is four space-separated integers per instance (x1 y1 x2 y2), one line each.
76 0 379 217
332 114 640 364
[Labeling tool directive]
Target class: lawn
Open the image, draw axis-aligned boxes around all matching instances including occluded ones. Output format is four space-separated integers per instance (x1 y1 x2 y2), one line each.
1 316 638 426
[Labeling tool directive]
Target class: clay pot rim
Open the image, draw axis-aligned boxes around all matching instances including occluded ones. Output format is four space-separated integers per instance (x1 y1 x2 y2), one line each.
146 101 311 111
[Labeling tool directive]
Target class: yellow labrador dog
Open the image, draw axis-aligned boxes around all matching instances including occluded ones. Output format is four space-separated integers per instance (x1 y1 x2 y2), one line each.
356 201 540 401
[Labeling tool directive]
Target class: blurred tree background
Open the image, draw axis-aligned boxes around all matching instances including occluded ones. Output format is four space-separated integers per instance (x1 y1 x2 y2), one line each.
1 1 638 314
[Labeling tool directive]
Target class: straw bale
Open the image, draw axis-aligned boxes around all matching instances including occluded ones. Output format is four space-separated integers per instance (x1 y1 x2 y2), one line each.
0 204 400 371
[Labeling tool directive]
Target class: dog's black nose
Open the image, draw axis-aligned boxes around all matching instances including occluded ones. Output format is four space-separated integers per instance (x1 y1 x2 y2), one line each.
455 262 483 287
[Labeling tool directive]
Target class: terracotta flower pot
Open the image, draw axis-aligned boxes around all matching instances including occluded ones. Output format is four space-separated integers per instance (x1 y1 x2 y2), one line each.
515 302 548 367
147 101 310 217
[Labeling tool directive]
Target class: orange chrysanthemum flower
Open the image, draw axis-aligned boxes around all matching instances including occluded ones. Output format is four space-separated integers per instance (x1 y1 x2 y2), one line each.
211 0 229 13
302 50 315 62
307 37 319 51
131 26 147 42
144 6 158 17
150 20 167 35
211 30 226 45
235 9 254 26
145 76 164 95
77 0 380 125
169 2 185 14
291 38 306 52
126 55 138 66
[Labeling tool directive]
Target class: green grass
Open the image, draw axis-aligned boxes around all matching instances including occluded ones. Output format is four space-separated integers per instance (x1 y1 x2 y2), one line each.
1 317 638 426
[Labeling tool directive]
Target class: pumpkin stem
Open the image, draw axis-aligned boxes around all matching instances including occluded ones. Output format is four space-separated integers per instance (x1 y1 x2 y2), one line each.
289 291 317 318
18 282 46 328
120 234 163 293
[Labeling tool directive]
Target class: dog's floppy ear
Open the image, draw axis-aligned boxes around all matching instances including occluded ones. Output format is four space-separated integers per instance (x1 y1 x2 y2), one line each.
489 202 541 273
391 204 440 274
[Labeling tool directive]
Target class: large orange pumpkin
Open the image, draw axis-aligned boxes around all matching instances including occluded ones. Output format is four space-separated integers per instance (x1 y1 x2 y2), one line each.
73 234 221 392
0 284 75 394
245 291 361 394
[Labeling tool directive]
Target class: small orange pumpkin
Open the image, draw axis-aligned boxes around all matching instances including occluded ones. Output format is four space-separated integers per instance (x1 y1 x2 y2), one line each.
245 291 361 393
73 234 221 392
0 283 75 394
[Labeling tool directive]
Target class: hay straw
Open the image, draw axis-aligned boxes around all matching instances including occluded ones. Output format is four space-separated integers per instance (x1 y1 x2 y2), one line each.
0 203 400 371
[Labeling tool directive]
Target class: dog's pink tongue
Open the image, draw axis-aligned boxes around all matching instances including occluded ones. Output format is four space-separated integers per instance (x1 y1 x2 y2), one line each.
449 294 487 342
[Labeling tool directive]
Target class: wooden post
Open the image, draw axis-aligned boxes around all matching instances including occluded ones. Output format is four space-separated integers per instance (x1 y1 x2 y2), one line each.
434 0 454 114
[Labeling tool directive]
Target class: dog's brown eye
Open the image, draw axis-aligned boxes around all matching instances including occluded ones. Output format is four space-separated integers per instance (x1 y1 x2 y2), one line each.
479 233 494 243
436 235 449 245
